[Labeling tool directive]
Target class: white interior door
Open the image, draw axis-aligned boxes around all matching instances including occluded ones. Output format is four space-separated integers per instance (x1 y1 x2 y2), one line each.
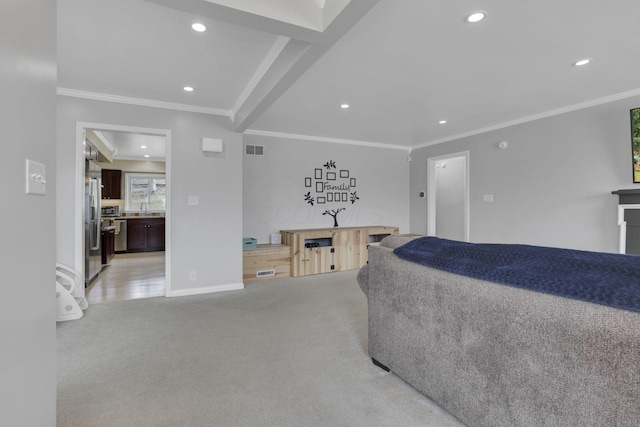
427 151 469 241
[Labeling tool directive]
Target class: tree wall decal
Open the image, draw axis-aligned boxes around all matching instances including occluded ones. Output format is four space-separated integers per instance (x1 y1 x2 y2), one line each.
323 208 346 227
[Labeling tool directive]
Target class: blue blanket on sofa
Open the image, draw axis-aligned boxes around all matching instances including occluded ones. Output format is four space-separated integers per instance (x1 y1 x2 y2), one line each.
393 237 640 313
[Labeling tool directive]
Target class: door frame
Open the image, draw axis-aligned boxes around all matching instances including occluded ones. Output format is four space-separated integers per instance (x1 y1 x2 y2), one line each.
74 121 172 296
427 150 470 241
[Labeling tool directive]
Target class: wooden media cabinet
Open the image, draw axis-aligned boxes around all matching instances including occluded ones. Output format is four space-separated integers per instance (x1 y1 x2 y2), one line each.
281 226 398 277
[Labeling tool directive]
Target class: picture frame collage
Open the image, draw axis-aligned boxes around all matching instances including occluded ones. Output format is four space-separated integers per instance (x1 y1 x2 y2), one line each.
305 167 356 205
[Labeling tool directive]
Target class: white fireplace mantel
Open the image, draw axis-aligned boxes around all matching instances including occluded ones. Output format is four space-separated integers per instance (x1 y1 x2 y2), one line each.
617 204 640 254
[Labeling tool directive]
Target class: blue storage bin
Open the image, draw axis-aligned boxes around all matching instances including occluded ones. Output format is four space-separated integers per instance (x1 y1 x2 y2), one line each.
243 237 257 250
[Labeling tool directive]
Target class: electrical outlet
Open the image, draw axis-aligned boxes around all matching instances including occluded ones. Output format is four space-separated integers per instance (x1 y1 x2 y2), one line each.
189 271 197 281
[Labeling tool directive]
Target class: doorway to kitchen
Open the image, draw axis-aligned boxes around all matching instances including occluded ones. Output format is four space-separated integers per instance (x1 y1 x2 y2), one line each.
75 122 171 304
427 151 469 241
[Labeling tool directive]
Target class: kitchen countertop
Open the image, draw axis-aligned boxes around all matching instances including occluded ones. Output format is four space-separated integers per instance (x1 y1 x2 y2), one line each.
103 215 165 220
119 216 165 220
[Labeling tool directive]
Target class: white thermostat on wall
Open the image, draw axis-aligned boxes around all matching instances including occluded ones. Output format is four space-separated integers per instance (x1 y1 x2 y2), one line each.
270 233 281 245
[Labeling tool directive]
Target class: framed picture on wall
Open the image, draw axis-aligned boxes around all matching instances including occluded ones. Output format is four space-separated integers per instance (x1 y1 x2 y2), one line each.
631 108 640 183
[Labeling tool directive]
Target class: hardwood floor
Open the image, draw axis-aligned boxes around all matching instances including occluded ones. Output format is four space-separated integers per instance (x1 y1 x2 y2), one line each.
86 252 165 304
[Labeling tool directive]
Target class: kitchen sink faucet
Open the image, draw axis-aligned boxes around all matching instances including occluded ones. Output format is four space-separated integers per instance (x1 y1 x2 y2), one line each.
140 201 148 214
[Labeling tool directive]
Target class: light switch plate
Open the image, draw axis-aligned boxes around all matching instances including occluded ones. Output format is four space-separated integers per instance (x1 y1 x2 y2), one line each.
26 159 46 195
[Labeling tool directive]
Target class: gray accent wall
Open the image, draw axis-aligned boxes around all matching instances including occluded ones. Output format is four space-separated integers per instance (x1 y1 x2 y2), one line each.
0 0 57 425
243 135 410 243
410 96 640 253
57 97 243 294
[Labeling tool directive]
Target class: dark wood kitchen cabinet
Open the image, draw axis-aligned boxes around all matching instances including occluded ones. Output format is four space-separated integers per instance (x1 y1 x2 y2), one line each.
101 169 122 199
101 229 115 264
127 218 165 252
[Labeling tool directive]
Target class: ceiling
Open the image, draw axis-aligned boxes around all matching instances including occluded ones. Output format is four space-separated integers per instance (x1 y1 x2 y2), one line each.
58 0 640 155
98 131 166 161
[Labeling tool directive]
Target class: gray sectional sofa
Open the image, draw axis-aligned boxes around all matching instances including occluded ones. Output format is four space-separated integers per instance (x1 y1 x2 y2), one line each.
357 235 640 427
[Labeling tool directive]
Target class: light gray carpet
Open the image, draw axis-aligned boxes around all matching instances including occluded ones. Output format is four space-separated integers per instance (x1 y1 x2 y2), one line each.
57 271 465 427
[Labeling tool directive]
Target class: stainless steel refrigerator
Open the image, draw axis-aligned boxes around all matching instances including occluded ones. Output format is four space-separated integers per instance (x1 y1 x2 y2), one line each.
85 149 102 285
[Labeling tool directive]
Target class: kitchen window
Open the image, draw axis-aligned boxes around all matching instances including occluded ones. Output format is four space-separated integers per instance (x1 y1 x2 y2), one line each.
124 173 166 212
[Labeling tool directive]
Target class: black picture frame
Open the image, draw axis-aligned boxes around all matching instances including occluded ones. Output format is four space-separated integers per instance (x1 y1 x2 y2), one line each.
632 108 640 183
317 197 326 204
316 182 324 193
350 178 356 187
305 177 311 187
327 172 336 181
340 170 349 178
315 168 323 180
327 193 333 202
341 193 348 202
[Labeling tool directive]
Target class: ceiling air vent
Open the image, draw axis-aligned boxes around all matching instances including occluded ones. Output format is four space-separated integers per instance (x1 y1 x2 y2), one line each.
245 144 264 156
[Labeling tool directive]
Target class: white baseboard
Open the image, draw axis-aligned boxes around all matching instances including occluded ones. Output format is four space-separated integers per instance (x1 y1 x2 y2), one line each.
168 282 244 298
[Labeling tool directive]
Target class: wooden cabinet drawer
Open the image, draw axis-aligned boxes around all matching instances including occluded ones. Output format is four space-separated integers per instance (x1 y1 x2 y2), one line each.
243 244 290 282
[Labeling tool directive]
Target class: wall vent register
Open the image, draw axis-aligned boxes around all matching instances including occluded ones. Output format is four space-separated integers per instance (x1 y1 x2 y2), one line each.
256 269 276 277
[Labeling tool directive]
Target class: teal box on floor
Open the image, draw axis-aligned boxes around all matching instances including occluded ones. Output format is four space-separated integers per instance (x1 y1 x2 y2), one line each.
243 237 257 250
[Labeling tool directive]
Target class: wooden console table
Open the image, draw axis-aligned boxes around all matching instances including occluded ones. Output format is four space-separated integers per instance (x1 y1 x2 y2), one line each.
281 226 398 277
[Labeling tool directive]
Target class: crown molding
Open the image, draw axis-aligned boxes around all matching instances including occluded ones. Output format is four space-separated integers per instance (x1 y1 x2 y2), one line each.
57 87 233 118
412 87 640 150
244 129 411 151
92 130 115 153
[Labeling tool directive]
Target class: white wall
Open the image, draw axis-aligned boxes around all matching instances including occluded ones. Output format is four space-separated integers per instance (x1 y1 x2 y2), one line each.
0 0 57 425
410 96 640 253
57 97 243 295
243 135 410 242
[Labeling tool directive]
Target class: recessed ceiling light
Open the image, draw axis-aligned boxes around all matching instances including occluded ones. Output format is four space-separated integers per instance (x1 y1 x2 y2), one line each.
183 86 194 92
438 120 447 125
192 23 206 32
465 11 487 23
144 154 150 158
573 58 592 67
340 104 350 109
140 145 147 149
